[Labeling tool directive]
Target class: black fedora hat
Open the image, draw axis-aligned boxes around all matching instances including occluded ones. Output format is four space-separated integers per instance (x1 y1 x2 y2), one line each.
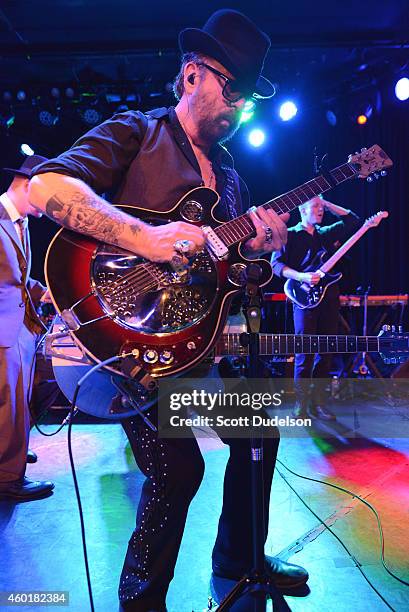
179 9 275 99
3 154 48 179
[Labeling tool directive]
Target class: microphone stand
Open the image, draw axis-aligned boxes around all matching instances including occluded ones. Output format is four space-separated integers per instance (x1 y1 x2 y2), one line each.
217 264 290 612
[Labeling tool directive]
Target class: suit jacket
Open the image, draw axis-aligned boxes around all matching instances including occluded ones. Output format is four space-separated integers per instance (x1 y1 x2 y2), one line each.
0 199 46 347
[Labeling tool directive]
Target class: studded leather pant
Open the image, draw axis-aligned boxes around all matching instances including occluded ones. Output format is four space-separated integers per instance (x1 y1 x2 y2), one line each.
119 410 279 611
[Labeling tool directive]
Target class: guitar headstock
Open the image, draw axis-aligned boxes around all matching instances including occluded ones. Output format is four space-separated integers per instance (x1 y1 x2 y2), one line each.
378 326 409 365
349 145 393 180
364 211 389 228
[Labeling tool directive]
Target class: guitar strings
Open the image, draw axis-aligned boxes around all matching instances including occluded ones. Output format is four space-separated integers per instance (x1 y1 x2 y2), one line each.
99 263 156 294
98 263 160 299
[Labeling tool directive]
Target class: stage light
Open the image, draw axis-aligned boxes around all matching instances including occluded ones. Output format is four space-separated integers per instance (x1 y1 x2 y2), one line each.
325 110 337 127
125 93 141 103
106 93 121 103
20 144 35 156
65 87 75 98
354 102 373 125
0 113 15 130
51 87 60 99
395 77 409 101
248 128 266 147
81 108 103 126
279 101 297 121
16 90 26 102
38 110 59 126
240 100 255 123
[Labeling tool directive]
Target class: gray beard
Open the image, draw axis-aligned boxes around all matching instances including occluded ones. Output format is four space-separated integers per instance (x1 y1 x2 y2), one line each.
197 111 241 146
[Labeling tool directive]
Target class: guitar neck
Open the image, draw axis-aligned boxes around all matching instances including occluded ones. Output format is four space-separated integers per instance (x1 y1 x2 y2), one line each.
214 162 358 247
319 222 369 273
217 333 382 356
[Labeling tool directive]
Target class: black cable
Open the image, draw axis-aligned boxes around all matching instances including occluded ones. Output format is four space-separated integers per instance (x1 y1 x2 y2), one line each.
67 387 95 612
276 458 409 587
276 458 408 611
276 467 395 611
66 352 135 612
27 328 67 436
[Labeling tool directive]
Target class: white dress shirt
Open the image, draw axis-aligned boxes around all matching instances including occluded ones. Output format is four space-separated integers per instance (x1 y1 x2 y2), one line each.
0 192 28 250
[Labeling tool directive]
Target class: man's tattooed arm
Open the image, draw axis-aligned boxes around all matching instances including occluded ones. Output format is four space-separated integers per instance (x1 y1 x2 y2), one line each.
29 172 205 262
45 191 135 245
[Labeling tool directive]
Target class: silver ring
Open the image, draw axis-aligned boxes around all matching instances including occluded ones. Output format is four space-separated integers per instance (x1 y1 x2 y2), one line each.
264 227 273 243
171 254 184 266
173 239 192 254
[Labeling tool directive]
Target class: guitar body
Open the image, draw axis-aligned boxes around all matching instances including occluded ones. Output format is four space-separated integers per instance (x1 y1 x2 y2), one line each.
284 251 342 309
45 187 272 379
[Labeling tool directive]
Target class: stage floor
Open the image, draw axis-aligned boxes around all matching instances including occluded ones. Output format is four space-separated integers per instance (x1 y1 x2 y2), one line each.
1 400 408 611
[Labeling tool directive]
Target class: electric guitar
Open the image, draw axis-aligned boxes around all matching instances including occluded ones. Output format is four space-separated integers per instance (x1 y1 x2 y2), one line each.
45 145 392 386
48 323 408 420
284 211 388 309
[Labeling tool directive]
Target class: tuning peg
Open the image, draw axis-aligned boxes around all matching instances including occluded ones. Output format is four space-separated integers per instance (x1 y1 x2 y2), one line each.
382 325 391 331
360 147 367 152
366 176 373 183
391 325 396 333
380 170 387 177
398 325 403 334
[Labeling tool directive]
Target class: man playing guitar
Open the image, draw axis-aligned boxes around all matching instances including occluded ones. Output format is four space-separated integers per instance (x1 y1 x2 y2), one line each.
27 9 308 612
271 196 360 420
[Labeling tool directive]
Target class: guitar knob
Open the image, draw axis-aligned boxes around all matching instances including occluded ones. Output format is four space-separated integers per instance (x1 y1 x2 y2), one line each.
143 349 158 363
366 176 373 183
187 341 197 351
380 170 387 177
159 350 174 365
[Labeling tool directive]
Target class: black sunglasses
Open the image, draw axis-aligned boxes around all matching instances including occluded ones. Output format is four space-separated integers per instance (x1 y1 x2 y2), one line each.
195 62 253 103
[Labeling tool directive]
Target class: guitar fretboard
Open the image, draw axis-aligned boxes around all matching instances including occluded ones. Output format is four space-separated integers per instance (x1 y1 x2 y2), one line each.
214 162 357 246
217 333 381 356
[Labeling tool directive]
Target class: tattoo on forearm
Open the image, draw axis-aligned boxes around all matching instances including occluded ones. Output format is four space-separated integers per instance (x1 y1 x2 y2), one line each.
45 191 134 245
129 224 141 237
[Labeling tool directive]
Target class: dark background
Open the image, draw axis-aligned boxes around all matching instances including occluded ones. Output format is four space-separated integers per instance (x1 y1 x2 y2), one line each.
1 1 408 297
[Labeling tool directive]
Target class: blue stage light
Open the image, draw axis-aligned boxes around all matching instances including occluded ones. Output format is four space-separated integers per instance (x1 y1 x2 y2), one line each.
248 128 266 147
38 110 58 127
395 77 409 101
20 144 34 156
325 110 337 126
279 101 298 121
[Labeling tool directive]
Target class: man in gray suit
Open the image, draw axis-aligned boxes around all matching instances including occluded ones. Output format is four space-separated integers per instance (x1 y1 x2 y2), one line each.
0 155 54 501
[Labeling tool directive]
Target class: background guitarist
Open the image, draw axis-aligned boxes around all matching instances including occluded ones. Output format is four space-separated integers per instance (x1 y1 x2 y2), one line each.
271 195 360 420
